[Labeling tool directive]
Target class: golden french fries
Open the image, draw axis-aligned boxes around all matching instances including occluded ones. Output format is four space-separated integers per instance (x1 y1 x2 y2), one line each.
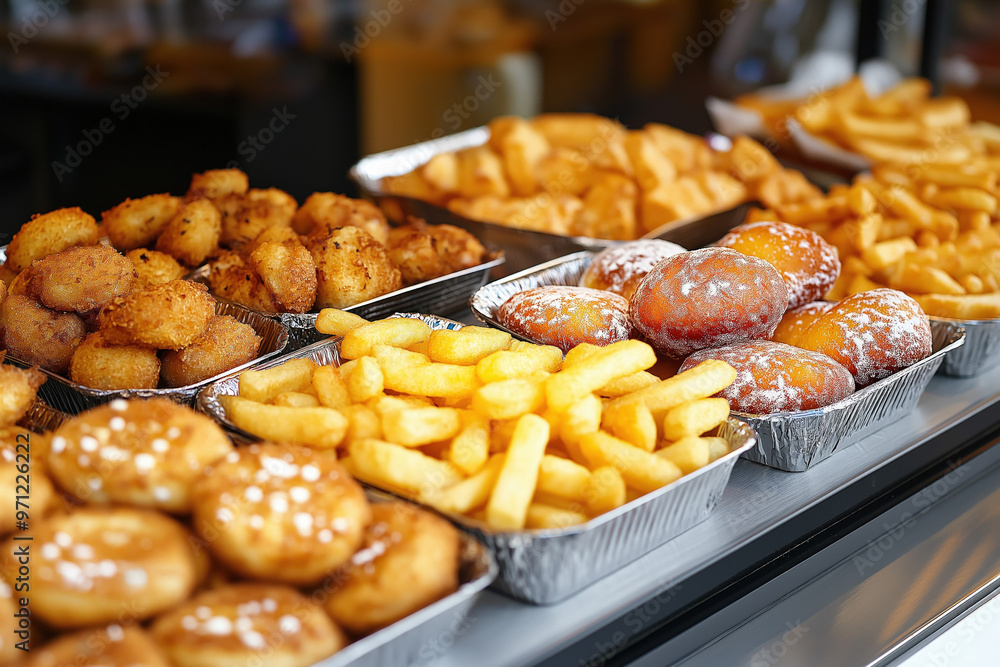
238 358 316 403
315 308 368 337
221 395 346 449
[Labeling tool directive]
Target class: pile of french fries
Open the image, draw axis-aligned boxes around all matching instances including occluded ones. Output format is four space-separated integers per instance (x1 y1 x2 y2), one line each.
219 311 739 531
382 113 819 239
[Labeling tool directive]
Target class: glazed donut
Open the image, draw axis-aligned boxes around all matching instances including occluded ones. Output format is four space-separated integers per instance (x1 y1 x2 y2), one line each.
579 239 687 300
191 442 371 585
716 220 840 308
497 285 633 353
323 502 461 635
151 583 347 667
69 332 161 390
770 301 835 346
98 280 216 350
680 341 855 413
1 427 57 536
0 507 200 628
160 315 262 388
48 398 234 514
23 625 169 667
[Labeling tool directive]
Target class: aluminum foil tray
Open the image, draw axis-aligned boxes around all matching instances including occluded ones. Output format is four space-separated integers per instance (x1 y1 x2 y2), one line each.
469 252 967 472
930 315 1000 377
17 400 68 433
199 313 758 605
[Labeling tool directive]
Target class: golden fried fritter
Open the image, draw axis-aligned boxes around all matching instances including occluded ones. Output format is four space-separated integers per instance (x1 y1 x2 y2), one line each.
248 241 317 313
126 248 187 287
0 279 5 309
69 332 161 390
99 280 216 350
241 225 302 256
0 262 15 285
426 223 488 272
217 188 297 248
310 226 402 309
0 356 46 427
0 295 86 374
28 245 138 316
207 252 277 312
102 194 182 250
188 168 249 201
6 207 100 272
296 192 390 246
387 229 450 285
155 198 222 267
160 315 261 387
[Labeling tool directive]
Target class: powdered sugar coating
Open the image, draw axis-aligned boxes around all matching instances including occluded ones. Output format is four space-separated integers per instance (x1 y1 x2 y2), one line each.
680 340 855 414
629 247 789 358
797 288 932 387
771 300 835 345
498 285 633 352
580 240 687 299
717 220 840 308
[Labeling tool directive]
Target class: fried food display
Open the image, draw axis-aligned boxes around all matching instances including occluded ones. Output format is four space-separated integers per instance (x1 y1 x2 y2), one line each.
217 187 297 248
160 315 262 387
4 207 99 273
294 191 391 245
126 248 186 287
310 226 402 310
28 245 139 316
579 239 687 299
247 239 318 313
155 197 222 267
99 280 216 350
0 356 45 427
101 194 182 251
69 331 161 390
0 294 87 373
187 168 249 201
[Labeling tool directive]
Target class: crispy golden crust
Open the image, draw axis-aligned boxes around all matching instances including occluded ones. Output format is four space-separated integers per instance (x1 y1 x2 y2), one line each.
155 198 222 267
29 245 138 316
425 223 488 272
387 229 450 285
0 279 5 308
6 207 100 272
0 358 45 428
248 241 317 313
187 168 249 201
98 281 216 350
217 188 298 248
310 227 402 310
102 194 182 251
23 625 170 667
6 266 34 296
126 248 186 288
206 251 277 312
160 315 262 387
0 294 86 374
0 263 14 287
68 332 160 390
242 225 302 256
295 192 390 245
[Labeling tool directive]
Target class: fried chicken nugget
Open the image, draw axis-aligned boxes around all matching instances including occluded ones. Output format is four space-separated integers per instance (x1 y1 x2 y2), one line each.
0 279 5 308
187 168 249 201
217 187 297 248
102 194 182 250
28 245 138 316
249 240 317 313
0 295 86 373
310 226 402 309
426 223 488 272
155 198 222 267
0 263 15 285
99 280 215 350
6 207 100 272
387 228 450 285
206 251 277 312
126 248 186 287
69 332 160 390
0 355 46 427
241 225 302 256
295 192 390 245
160 315 261 387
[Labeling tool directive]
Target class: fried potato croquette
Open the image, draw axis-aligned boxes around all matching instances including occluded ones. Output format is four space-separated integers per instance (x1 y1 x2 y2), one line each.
0 355 45 427
187 168 249 201
387 228 450 285
28 245 138 316
296 192 391 245
5 207 100 273
206 251 277 312
1 427 57 536
248 240 318 313
6 266 34 296
23 625 170 667
69 332 161 390
102 194 182 250
310 226 402 309
424 222 488 272
217 187 298 248
99 280 216 350
323 502 460 635
0 294 86 373
155 198 222 267
151 584 347 667
241 224 302 256
160 315 262 387
126 248 186 287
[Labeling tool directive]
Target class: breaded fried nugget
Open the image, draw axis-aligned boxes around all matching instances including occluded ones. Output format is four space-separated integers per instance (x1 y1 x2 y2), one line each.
6 266 34 296
155 198 222 267
249 241 317 313
0 295 86 374
0 262 14 285
207 252 277 312
99 281 215 350
0 356 46 427
69 332 160 390
160 315 261 387
295 192 390 245
387 228 450 285
6 207 100 272
188 168 249 201
0 279 5 308
29 245 138 316
126 248 187 287
217 188 297 248
311 226 401 309
241 225 302 256
426 223 487 272
102 194 182 250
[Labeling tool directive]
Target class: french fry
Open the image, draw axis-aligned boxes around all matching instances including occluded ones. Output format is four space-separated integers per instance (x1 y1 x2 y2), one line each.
271 391 320 408
923 187 998 214
604 401 657 452
472 378 545 420
312 364 351 409
342 404 382 443
423 455 505 514
545 340 657 412
428 327 511 365
861 238 918 271
381 361 480 399
706 437 731 462
345 356 384 403
238 359 316 403
525 503 588 530
661 398 730 441
887 263 966 295
536 455 591 501
913 292 1000 319
476 344 562 383
584 466 627 515
597 371 660 398
381 406 463 447
608 359 737 416
314 308 368 337
341 318 432 360
559 393 603 458
486 414 549 530
221 395 346 449
448 415 490 475
579 431 682 494
349 439 464 499
656 437 711 474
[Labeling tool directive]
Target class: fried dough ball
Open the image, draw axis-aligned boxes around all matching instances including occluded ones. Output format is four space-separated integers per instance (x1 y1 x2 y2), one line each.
0 359 45 427
99 280 216 350
28 245 138 316
771 301 835 346
217 187 298 248
155 198 222 267
248 240 318 313
324 502 461 635
24 625 170 667
5 207 100 272
161 315 262 387
424 223 488 272
0 295 86 373
126 248 187 287
0 263 14 286
0 507 200 628
580 239 687 300
242 224 302 256
188 168 249 201
207 252 277 312
296 192 390 245
1 427 57 536
49 398 234 513
151 583 347 667
387 228 450 285
311 227 402 309
191 442 372 585
68 332 160 390
499 286 634 353
102 194 182 251
6 265 34 296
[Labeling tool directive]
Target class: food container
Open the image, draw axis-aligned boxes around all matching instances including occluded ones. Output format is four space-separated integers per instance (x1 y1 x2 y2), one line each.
2 301 289 414
198 313 759 605
17 400 68 433
469 252 967 472
930 315 1000 377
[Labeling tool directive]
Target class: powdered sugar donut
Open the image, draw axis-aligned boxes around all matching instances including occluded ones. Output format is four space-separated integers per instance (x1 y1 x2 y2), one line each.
629 247 789 358
680 341 855 414
24 625 169 667
771 301 835 346
580 239 687 300
796 289 932 387
497 285 633 352
716 220 840 308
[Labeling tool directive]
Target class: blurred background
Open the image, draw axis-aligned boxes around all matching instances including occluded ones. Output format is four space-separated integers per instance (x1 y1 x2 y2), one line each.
0 0 997 237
